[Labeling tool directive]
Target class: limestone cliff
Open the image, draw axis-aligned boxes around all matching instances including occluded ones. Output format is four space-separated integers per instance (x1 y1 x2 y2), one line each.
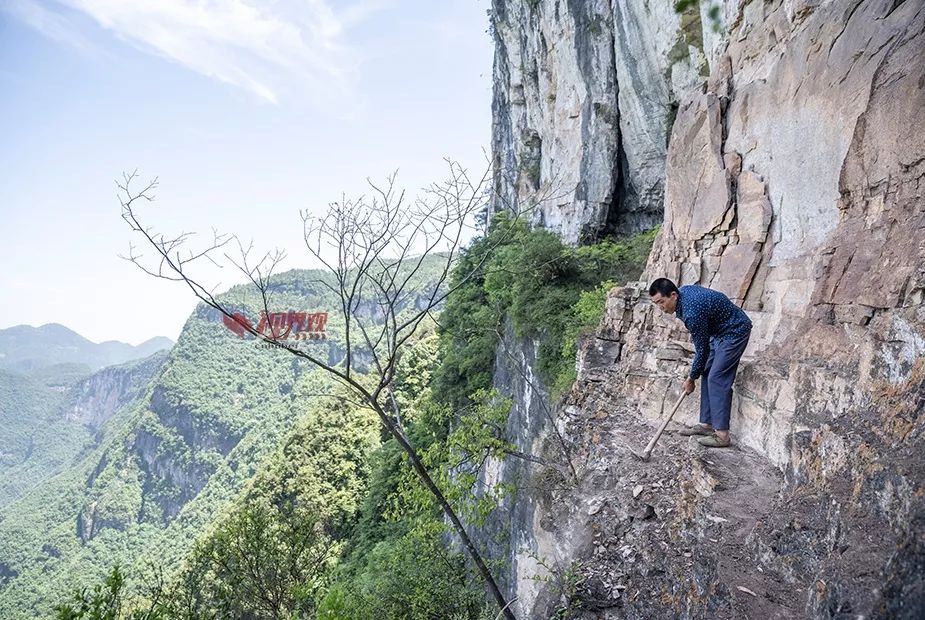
67 351 167 431
490 0 709 242
488 0 924 617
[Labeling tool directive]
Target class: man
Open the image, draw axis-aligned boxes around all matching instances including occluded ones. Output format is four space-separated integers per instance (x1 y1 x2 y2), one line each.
648 278 752 448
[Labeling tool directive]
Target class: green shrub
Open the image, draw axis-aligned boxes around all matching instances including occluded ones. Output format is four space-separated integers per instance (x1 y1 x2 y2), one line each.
551 280 617 397
317 522 489 620
434 218 657 404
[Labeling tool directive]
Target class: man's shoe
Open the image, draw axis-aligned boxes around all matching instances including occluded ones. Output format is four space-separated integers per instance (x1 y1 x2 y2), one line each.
679 423 714 436
697 434 731 448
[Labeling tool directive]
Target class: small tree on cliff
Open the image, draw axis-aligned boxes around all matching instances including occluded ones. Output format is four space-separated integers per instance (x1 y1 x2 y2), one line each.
119 159 562 619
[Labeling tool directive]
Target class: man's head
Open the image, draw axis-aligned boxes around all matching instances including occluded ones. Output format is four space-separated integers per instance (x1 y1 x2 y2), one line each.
649 278 680 314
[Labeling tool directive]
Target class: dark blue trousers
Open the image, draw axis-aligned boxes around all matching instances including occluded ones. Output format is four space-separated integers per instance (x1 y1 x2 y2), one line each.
699 331 751 431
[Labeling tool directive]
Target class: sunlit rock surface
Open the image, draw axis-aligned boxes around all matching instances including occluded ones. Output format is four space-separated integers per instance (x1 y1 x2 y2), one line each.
486 0 924 617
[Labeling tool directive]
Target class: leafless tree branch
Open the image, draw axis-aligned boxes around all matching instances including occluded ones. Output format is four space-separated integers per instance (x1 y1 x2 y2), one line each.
119 151 580 620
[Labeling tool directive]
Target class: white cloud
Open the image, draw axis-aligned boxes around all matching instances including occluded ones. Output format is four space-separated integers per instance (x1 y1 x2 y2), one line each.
2 0 98 55
7 0 383 105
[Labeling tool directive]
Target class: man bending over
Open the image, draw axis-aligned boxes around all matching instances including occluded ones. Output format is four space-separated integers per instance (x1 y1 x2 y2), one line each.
648 278 752 448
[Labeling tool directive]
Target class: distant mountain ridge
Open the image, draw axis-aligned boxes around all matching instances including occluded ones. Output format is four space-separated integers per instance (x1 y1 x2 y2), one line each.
0 324 173 373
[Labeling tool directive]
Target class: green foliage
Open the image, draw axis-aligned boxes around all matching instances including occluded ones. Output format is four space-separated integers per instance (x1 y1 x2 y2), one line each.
249 374 382 531
0 269 375 618
314 336 499 620
552 280 616 396
53 565 169 620
27 363 95 387
182 501 333 619
49 374 383 620
435 216 657 403
673 0 724 33
143 372 383 618
395 388 515 528
338 439 409 567
9 218 651 619
0 367 93 508
526 554 585 620
317 523 489 620
54 565 125 620
392 334 440 425
432 217 518 409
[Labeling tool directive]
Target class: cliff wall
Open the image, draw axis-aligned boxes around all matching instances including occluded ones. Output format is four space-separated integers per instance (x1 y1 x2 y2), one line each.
488 0 924 617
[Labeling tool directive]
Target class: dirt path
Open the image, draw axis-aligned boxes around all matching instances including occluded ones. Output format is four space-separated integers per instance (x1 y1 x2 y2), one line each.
541 391 807 619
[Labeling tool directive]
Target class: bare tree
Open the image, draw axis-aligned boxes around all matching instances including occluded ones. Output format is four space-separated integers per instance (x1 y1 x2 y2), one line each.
119 159 568 619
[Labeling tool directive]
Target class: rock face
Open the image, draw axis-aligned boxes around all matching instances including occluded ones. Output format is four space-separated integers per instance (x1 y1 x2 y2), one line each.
487 0 925 617
490 0 709 242
67 352 167 431
473 321 551 597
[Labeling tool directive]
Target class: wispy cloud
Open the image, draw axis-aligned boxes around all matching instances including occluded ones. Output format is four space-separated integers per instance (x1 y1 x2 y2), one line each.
2 0 99 55
5 0 384 105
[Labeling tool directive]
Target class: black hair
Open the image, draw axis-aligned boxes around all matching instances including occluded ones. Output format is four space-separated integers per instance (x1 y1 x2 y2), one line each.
648 278 679 297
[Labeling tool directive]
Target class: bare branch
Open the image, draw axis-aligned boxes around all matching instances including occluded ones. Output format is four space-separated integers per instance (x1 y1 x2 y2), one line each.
116 157 572 620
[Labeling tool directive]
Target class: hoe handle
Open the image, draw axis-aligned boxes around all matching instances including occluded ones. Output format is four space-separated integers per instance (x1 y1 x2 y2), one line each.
641 391 688 459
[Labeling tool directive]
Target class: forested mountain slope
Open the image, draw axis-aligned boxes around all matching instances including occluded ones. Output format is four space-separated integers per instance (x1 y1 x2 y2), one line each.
0 269 370 616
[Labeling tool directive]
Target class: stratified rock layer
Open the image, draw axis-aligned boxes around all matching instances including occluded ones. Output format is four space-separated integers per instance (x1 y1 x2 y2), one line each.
487 0 924 617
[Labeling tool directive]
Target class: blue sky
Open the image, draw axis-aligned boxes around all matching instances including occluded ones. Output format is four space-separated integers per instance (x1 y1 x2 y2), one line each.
0 0 494 345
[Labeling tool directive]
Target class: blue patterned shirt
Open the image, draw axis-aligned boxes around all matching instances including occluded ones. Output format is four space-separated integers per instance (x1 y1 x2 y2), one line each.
675 285 752 380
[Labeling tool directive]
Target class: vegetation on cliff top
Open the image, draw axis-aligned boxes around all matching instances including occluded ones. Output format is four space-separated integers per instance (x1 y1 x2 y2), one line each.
435 215 657 403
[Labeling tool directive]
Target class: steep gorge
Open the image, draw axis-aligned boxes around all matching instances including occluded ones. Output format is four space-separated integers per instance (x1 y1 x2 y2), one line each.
0 274 349 616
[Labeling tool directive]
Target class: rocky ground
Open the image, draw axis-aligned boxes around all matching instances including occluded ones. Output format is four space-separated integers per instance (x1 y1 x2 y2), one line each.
527 375 923 620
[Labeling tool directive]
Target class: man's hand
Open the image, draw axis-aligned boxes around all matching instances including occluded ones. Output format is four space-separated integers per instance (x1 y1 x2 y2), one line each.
683 378 696 394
